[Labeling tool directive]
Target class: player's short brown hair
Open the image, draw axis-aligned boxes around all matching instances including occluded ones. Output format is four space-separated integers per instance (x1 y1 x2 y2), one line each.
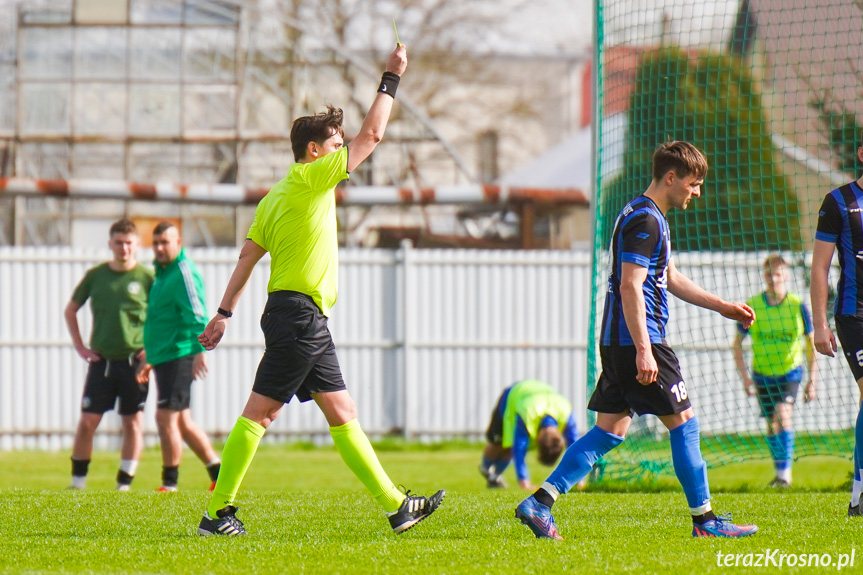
537 426 565 466
109 218 137 237
152 221 177 237
763 254 788 272
652 141 708 182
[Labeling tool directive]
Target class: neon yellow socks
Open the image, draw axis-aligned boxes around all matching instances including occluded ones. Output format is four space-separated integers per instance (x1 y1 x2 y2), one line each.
208 416 265 517
330 418 404 513
208 416 403 516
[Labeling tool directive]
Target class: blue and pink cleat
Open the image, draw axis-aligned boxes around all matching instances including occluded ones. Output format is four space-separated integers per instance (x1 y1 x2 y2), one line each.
692 513 758 538
515 496 563 540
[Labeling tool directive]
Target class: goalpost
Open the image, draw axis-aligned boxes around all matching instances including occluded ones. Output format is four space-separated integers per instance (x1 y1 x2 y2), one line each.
590 0 861 481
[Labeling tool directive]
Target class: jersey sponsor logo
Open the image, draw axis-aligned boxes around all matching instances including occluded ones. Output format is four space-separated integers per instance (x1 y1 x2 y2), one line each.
127 281 142 295
761 331 798 343
636 232 650 239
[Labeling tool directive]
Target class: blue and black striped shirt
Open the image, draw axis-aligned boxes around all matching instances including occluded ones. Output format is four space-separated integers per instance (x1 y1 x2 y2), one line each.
601 195 671 346
815 181 863 316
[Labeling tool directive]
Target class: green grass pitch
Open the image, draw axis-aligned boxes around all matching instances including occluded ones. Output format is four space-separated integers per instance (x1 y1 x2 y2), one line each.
0 444 859 574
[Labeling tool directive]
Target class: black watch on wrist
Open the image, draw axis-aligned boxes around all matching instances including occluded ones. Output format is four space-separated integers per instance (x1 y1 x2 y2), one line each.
217 307 233 318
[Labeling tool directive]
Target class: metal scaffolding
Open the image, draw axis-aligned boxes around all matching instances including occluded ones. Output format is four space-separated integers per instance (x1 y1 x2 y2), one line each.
0 0 589 248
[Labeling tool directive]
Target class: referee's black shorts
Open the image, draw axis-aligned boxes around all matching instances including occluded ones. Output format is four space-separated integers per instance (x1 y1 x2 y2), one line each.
252 291 347 404
588 343 691 416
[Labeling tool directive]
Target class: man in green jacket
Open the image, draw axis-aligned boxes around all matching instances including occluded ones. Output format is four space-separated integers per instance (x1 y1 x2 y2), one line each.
140 221 220 491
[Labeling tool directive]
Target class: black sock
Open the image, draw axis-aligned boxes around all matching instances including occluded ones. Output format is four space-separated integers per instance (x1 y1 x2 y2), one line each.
71 457 90 478
534 488 555 508
162 466 179 487
692 510 717 525
206 462 221 482
116 469 134 486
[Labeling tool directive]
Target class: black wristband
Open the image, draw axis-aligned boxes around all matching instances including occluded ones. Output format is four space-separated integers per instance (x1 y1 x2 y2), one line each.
378 71 400 98
217 307 233 318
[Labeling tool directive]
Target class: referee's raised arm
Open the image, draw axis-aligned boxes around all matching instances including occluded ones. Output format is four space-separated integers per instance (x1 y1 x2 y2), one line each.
347 44 407 173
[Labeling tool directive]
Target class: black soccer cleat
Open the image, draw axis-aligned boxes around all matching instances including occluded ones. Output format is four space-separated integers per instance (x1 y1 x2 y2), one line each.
197 505 247 536
849 501 862 517
388 489 445 534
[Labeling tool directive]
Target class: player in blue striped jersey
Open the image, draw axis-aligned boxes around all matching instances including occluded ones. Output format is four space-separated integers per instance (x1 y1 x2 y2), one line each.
516 141 759 539
811 151 863 516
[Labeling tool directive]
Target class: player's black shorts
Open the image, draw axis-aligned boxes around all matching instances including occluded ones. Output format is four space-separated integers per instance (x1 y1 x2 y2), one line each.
588 343 691 416
835 314 863 381
153 355 195 411
753 369 802 418
485 386 514 445
252 291 347 404
81 356 148 416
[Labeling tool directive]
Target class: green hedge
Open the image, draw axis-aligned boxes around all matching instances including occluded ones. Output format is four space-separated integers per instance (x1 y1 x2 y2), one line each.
600 45 801 252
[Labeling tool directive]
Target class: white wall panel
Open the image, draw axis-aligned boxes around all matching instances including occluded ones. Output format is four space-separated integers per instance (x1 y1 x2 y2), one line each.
5 246 857 450
0 245 591 449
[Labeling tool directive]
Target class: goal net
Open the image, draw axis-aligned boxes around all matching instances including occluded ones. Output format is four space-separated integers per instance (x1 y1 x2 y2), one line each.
591 0 860 482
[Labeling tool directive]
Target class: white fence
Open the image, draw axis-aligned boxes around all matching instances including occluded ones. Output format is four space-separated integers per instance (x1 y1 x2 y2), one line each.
1 246 858 451
0 245 592 449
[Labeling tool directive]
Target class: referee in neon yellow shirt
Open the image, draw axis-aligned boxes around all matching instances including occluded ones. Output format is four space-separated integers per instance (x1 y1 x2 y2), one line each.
195 43 444 536
732 255 817 487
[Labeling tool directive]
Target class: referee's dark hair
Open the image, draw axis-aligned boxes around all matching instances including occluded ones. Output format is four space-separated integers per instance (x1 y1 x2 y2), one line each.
290 105 345 162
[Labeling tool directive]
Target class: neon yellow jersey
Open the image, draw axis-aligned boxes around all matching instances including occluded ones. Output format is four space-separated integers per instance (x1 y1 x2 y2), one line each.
502 380 572 449
248 147 349 316
739 292 813 377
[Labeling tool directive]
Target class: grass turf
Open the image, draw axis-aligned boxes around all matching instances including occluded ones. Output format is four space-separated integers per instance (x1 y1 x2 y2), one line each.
0 445 859 574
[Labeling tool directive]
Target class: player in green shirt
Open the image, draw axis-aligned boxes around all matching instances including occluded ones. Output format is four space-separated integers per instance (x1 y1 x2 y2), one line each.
64 219 154 491
481 380 578 490
732 255 816 486
195 43 444 537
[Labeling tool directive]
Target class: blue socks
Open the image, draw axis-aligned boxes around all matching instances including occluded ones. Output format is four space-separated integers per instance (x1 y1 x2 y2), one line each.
481 455 511 477
853 405 863 506
544 426 623 496
669 417 711 514
856 405 863 480
766 430 794 476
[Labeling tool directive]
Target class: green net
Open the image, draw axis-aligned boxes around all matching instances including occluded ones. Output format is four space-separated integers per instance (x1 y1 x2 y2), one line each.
591 0 859 482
